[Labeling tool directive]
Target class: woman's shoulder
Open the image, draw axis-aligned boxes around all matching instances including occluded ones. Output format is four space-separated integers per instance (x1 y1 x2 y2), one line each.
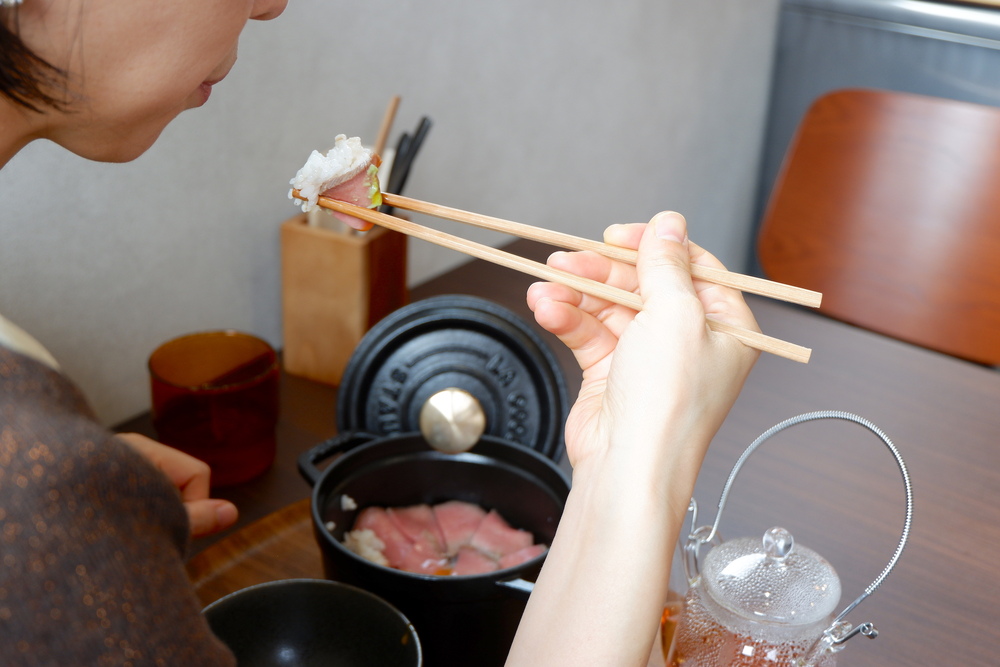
0 337 92 421
0 312 60 371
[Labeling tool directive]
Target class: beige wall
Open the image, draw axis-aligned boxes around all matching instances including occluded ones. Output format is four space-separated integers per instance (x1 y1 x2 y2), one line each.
0 0 780 425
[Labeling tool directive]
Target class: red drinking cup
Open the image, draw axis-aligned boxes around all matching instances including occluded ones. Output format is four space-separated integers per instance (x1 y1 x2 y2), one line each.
148 330 279 487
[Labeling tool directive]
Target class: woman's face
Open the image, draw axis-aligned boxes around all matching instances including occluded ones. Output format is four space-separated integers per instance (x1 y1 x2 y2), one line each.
20 0 288 162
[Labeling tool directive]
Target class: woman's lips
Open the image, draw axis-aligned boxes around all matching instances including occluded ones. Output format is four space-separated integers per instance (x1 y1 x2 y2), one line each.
194 52 235 108
196 66 232 107
196 74 225 107
196 82 213 106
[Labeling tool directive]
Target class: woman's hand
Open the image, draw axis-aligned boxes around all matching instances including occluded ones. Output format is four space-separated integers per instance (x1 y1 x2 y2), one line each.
528 211 759 481
116 432 239 538
509 212 759 666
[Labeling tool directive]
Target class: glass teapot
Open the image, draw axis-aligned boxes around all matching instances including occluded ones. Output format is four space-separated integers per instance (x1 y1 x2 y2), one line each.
670 412 913 667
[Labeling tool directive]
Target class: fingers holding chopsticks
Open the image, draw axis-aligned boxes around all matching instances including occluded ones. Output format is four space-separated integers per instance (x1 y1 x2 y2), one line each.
534 249 641 338
528 281 620 378
685 238 763 331
526 222 651 373
527 245 639 374
605 218 767 354
636 212 762 351
536 216 761 339
526 215 675 373
529 212 762 373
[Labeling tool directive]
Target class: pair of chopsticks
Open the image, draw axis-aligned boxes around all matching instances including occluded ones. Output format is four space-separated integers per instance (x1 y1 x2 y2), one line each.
292 190 819 363
381 193 822 309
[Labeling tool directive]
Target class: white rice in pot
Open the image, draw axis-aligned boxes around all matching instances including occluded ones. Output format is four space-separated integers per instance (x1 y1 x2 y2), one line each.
343 529 390 567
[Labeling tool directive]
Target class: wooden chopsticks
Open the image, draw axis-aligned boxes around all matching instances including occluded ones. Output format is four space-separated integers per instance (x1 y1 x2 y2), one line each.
292 189 813 363
383 193 822 309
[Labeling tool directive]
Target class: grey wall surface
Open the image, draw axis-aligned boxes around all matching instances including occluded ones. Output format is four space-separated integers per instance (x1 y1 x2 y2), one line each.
0 0 780 425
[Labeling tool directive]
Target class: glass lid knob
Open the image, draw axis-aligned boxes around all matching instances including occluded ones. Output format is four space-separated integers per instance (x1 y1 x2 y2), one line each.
763 526 794 559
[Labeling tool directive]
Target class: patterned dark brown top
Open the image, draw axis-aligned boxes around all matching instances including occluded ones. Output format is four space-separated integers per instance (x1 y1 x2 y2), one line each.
0 346 236 665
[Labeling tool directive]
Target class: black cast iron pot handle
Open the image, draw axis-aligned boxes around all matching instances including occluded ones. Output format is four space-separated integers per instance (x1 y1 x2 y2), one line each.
495 577 535 601
297 431 380 487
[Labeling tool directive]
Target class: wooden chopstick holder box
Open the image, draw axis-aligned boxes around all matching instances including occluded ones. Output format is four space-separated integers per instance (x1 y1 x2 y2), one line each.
281 213 408 385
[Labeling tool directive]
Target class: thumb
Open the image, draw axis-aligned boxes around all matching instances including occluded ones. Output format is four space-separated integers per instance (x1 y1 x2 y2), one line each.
636 211 695 305
185 498 239 538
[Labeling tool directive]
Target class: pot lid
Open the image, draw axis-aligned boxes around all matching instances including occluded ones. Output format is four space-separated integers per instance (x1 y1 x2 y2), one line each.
702 527 841 626
337 295 568 462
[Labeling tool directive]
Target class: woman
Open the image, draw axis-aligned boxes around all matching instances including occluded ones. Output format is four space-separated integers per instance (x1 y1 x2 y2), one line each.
2 1 759 665
2 1 287 664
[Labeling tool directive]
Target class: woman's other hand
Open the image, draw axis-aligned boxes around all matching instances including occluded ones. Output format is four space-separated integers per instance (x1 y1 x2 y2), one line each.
117 432 239 538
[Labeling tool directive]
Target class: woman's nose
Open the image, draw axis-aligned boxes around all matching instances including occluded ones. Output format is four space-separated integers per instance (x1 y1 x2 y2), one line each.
251 0 288 21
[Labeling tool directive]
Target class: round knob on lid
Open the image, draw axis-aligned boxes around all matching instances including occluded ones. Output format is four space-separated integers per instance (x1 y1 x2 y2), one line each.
763 526 794 559
419 387 486 454
702 527 841 626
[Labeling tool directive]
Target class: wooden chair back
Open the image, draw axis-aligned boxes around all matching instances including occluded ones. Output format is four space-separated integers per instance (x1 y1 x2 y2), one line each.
757 88 1000 365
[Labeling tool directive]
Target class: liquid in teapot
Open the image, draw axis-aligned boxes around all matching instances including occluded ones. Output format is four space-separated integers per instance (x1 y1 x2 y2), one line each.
659 598 683 665
663 590 836 667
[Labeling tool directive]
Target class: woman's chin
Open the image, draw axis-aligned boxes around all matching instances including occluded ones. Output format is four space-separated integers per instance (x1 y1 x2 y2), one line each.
67 128 166 164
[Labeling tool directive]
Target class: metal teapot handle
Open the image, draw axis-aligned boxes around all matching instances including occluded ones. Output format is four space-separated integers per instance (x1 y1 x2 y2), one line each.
685 411 914 653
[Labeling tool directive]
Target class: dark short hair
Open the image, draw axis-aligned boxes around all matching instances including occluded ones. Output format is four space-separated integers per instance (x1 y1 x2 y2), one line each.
1 10 68 112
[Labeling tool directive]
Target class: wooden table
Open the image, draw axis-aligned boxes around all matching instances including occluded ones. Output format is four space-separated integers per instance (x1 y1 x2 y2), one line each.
121 240 1000 666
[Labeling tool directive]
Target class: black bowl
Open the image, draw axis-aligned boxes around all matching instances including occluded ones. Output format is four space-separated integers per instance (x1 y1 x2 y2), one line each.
203 578 422 666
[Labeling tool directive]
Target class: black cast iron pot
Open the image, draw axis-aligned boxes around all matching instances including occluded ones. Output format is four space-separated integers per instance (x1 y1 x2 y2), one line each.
298 295 572 666
299 432 570 667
